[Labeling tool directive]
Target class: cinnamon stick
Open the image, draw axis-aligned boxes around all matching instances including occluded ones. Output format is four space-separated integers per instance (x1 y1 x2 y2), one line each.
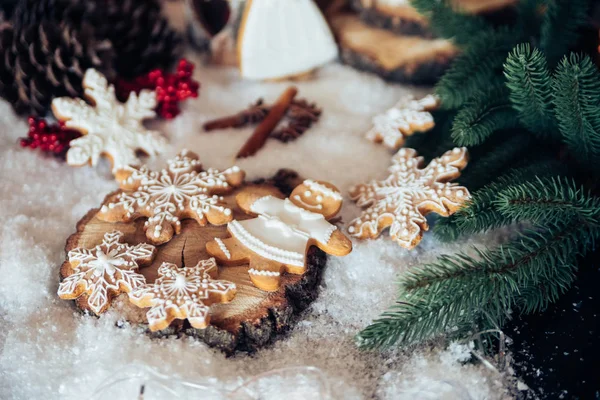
236 86 298 159
203 99 270 131
203 115 248 131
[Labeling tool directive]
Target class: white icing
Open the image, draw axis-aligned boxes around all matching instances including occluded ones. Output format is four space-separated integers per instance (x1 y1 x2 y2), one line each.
228 197 337 267
303 180 342 201
348 148 471 248
214 238 231 259
58 231 154 314
128 259 236 330
249 268 281 277
239 0 337 80
99 152 243 243
366 94 440 150
52 69 167 174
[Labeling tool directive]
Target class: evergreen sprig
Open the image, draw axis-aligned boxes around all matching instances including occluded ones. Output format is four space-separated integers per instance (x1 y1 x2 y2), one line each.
553 54 600 166
540 0 590 66
496 176 600 225
504 44 557 137
361 0 600 351
451 89 518 146
358 220 600 349
410 0 493 46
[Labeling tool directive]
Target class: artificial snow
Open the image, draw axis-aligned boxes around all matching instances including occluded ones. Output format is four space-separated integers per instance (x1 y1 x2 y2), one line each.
0 7 518 398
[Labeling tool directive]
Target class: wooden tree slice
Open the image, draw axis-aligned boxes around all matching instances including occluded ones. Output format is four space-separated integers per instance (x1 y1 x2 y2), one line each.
331 14 458 84
349 0 517 37
61 170 327 354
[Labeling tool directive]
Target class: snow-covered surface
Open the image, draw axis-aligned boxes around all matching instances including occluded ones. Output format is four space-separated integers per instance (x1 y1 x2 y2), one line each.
0 5 519 399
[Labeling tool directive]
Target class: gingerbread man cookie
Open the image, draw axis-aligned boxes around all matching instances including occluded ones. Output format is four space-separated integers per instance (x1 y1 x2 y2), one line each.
128 259 236 331
348 148 470 249
99 150 245 245
58 231 156 315
207 180 352 291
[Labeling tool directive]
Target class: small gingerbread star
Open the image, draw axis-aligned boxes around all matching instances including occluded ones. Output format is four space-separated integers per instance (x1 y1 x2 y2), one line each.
366 94 440 150
58 231 156 314
51 68 167 175
348 147 470 249
128 259 236 331
98 150 245 245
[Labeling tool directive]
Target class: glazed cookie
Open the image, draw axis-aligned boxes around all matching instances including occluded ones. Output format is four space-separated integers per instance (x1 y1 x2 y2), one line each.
98 150 245 245
366 94 440 150
348 148 470 249
58 231 156 315
207 180 352 291
129 259 236 331
238 0 337 80
52 69 166 175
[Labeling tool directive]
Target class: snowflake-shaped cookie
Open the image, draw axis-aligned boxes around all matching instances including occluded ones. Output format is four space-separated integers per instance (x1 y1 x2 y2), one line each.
128 259 236 331
366 94 440 150
348 147 470 249
99 150 245 245
51 68 167 175
58 231 156 315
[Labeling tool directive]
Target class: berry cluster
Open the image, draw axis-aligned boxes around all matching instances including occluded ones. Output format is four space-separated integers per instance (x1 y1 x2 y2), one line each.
116 59 200 119
19 117 81 158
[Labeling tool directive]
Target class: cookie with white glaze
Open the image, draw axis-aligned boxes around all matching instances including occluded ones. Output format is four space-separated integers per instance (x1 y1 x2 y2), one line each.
207 180 352 291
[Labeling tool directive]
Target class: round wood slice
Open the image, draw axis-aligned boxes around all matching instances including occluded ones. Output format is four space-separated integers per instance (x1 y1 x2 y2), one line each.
349 0 517 37
61 170 327 354
331 14 458 84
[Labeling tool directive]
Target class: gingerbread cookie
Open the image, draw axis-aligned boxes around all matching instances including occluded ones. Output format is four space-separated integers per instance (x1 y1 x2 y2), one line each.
366 94 440 150
238 0 337 80
348 148 470 249
207 180 352 291
98 150 245 245
128 259 236 331
51 69 166 175
58 231 156 315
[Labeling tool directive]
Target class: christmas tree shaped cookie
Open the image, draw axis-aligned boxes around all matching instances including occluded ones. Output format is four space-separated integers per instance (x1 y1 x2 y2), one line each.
207 180 352 291
238 0 338 80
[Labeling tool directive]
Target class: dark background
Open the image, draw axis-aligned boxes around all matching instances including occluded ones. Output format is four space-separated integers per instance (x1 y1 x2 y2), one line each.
507 249 600 399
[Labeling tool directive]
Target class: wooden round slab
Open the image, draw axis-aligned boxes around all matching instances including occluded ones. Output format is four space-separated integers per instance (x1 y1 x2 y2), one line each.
61 170 327 354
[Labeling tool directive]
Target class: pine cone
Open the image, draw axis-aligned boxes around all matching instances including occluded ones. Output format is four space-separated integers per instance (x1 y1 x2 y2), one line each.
0 6 114 116
94 0 183 79
0 0 181 116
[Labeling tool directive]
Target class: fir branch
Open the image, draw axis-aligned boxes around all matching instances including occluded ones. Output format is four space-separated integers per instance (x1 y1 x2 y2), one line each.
410 0 493 46
451 89 519 146
436 29 516 109
458 132 535 190
495 176 600 225
553 54 600 166
435 160 566 241
504 44 557 137
540 0 590 66
358 220 600 349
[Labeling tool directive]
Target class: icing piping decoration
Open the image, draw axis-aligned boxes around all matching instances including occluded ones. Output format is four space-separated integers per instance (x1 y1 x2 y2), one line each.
98 150 245 245
214 238 231 260
58 231 156 314
366 94 440 150
128 259 236 331
51 69 167 174
348 147 470 249
206 180 352 291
